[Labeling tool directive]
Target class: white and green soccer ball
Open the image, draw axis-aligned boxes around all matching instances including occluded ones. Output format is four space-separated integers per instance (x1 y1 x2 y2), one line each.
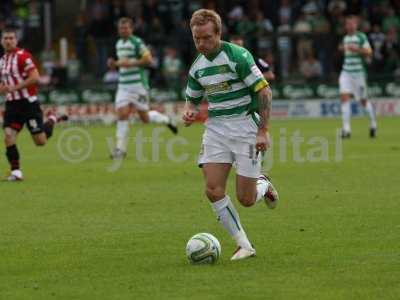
186 233 221 264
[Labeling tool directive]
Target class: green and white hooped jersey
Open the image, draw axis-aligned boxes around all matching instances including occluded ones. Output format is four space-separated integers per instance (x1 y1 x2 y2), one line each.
342 32 371 75
116 35 149 91
185 41 268 141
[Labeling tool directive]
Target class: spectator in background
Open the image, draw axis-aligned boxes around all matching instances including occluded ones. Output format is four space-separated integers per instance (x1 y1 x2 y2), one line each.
236 14 257 50
382 7 400 34
293 12 313 65
88 7 112 77
346 0 363 15
227 3 244 32
382 26 400 77
300 50 322 81
109 0 127 25
255 11 274 51
277 14 292 79
368 2 385 26
161 46 183 91
147 45 163 87
279 0 293 24
74 12 89 73
103 62 119 90
369 23 386 72
25 0 42 53
133 16 148 38
147 17 165 49
310 8 331 77
170 19 195 67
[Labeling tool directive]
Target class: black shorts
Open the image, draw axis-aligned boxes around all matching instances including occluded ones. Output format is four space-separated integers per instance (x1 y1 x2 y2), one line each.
3 99 44 134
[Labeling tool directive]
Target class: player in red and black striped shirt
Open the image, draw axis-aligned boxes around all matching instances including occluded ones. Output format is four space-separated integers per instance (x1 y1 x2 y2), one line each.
0 28 67 181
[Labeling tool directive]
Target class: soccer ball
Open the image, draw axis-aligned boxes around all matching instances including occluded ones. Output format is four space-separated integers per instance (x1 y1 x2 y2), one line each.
186 233 221 264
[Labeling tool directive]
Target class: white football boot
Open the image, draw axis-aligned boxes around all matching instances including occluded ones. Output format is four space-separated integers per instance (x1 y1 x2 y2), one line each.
4 169 24 182
259 174 279 209
231 246 256 261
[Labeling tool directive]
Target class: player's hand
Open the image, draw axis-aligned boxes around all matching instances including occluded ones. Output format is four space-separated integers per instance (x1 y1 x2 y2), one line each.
182 109 197 127
346 44 360 53
107 58 116 69
116 58 135 68
255 129 270 154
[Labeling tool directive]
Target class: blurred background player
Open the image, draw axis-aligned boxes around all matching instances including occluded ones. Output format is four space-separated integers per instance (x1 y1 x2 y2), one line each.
230 35 275 81
183 9 279 261
108 17 178 159
339 15 377 139
0 28 67 181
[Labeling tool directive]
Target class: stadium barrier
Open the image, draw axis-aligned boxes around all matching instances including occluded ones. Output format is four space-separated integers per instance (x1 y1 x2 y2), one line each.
1 98 399 125
1 82 400 105
1 82 399 124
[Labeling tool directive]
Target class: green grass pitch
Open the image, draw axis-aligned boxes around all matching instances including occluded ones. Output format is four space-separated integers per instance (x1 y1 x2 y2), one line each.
0 117 399 300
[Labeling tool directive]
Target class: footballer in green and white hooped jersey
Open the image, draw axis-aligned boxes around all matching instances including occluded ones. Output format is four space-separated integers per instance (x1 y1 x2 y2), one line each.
108 18 178 159
339 15 377 139
183 9 279 261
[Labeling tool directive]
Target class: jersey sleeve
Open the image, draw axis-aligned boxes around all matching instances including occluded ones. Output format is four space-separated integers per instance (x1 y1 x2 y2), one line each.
185 73 204 105
18 51 36 73
235 49 268 93
361 33 372 50
136 38 150 58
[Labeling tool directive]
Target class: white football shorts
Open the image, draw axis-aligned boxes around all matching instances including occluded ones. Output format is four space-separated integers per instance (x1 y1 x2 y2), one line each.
198 129 262 178
339 71 368 101
115 87 149 111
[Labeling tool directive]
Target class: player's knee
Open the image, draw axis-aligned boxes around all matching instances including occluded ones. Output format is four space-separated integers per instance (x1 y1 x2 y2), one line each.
117 110 130 120
205 186 225 202
237 193 255 207
340 95 349 102
118 114 129 121
140 114 150 123
4 134 15 146
34 138 46 146
360 99 367 107
35 141 46 146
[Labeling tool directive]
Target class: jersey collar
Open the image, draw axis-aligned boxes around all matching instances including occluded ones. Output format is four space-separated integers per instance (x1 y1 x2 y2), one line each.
204 41 224 61
6 47 20 54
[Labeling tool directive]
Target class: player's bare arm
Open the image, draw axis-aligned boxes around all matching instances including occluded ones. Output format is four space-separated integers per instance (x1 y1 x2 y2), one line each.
256 86 272 153
7 68 39 93
346 44 372 57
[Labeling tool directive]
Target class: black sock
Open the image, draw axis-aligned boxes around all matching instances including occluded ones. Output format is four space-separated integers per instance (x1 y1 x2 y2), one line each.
43 120 55 138
6 144 20 171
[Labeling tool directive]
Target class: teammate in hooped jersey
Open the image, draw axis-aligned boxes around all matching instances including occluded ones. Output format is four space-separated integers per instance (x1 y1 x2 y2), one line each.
339 15 377 138
107 17 178 159
0 28 67 181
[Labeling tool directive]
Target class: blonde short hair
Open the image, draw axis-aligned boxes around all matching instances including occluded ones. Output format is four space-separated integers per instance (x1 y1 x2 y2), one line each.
190 9 222 34
118 17 133 28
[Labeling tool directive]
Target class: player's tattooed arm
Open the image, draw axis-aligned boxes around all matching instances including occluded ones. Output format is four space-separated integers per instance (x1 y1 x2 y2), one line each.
255 86 272 152
257 86 272 131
